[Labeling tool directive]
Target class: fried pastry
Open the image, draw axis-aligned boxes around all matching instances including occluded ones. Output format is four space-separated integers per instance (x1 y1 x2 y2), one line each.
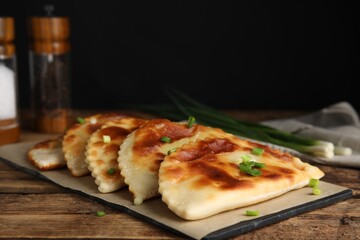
62 113 127 177
27 138 66 170
86 117 146 193
118 118 227 205
158 136 325 220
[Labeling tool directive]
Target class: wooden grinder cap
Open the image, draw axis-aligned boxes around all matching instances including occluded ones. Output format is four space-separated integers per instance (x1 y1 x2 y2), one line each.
0 17 15 57
29 17 70 54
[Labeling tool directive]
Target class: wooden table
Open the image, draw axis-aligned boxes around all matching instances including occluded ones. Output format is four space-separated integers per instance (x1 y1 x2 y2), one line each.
0 110 359 240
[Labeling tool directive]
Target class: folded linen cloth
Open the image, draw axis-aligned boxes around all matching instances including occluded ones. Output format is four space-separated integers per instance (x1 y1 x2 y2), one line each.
262 102 360 168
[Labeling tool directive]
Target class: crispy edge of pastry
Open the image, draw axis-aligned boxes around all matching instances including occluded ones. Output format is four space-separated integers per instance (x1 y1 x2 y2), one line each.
85 118 147 193
62 113 129 177
27 138 66 171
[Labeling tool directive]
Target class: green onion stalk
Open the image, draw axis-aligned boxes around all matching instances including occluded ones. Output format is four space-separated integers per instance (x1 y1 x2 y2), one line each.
134 88 339 159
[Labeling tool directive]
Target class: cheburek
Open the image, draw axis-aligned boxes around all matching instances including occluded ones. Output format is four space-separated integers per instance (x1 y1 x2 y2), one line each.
86 117 147 193
27 138 66 170
158 136 325 220
62 113 128 177
118 118 228 205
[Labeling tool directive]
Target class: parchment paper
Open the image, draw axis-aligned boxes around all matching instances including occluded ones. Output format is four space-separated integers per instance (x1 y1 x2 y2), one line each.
0 141 352 240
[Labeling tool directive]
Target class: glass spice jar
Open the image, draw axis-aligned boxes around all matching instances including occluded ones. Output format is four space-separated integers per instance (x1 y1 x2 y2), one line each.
28 14 72 134
0 17 20 146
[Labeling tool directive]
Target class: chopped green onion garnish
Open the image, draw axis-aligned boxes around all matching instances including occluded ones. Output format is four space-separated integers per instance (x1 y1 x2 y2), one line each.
253 162 265 168
312 187 321 195
308 178 319 188
241 154 251 163
96 211 106 217
103 135 111 143
239 160 264 176
77 117 85 124
187 116 196 128
245 210 259 216
251 147 264 155
167 148 177 155
107 168 116 175
239 162 251 172
248 168 261 176
161 136 171 143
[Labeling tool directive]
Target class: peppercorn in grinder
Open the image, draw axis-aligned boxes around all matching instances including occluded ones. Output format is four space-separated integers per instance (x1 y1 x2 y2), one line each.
28 3 72 134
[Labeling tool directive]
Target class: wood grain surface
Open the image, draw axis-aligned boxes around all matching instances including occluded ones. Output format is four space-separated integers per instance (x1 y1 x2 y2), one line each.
1 110 359 240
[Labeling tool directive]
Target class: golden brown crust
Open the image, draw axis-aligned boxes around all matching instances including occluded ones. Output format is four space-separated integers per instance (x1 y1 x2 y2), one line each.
62 113 129 177
165 137 316 190
118 118 230 205
159 136 325 220
133 119 200 157
27 138 66 171
85 117 147 193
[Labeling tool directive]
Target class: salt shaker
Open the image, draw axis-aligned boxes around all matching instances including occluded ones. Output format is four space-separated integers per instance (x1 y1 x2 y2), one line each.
28 6 72 134
0 17 20 145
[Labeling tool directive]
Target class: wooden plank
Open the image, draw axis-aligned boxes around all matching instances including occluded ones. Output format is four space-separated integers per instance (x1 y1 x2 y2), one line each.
0 193 97 214
0 214 183 239
0 194 358 239
0 161 17 171
0 179 63 193
318 165 360 195
237 215 360 240
0 160 64 193
0 193 183 239
0 192 358 240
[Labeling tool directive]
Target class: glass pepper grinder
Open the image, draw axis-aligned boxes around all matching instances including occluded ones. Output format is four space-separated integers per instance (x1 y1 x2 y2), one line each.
0 17 20 145
28 3 72 134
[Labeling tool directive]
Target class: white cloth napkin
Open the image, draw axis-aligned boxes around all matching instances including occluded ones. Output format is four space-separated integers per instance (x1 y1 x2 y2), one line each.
262 102 360 168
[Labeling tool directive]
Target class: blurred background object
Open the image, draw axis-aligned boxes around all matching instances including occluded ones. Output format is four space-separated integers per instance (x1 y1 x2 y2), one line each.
3 0 360 112
28 1 71 133
0 16 20 145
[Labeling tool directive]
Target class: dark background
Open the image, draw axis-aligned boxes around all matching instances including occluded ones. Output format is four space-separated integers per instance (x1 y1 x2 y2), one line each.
2 0 360 111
